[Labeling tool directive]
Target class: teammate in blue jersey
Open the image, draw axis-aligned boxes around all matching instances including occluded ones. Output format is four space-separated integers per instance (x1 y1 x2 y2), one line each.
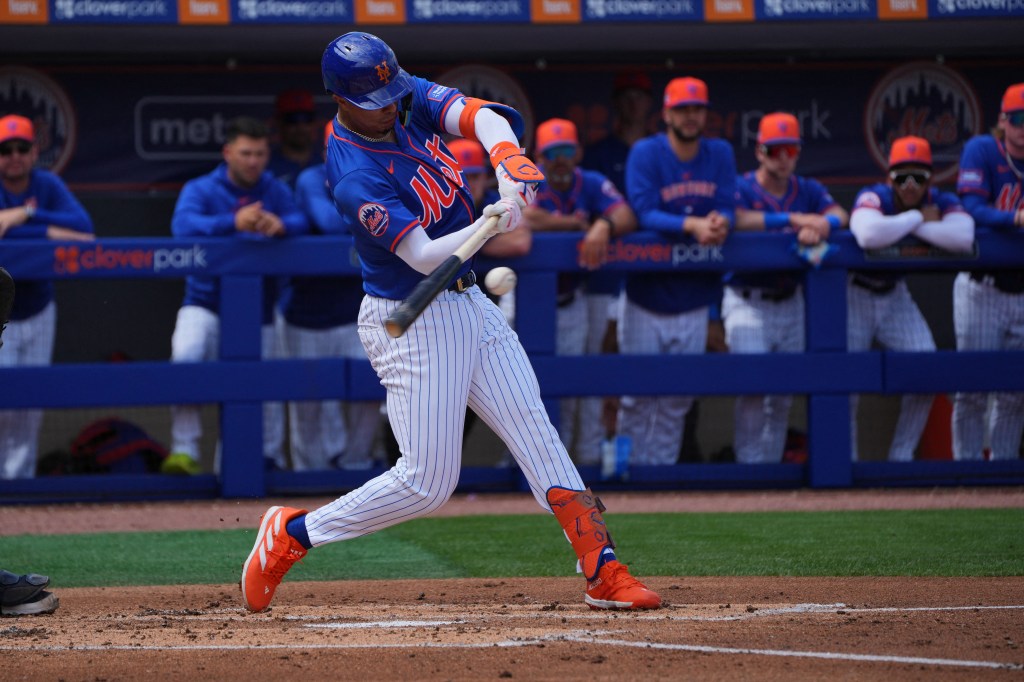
525 117 637 465
283 121 382 471
0 114 94 480
849 136 974 461
954 82 1024 461
267 88 321 189
620 76 735 465
167 116 309 475
242 32 661 614
730 112 847 464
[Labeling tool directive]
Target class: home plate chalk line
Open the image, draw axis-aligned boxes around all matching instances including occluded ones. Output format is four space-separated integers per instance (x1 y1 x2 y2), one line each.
1 602 1021 671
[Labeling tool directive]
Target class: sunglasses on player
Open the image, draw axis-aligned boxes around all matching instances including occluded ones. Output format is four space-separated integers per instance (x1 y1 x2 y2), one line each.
889 170 931 188
1004 111 1024 127
0 141 32 157
542 145 577 161
760 144 800 159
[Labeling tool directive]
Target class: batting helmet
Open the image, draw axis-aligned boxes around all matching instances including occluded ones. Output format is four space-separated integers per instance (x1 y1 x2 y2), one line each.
321 32 413 110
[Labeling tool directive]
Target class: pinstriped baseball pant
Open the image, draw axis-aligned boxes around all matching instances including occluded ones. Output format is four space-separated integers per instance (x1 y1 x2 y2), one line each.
304 287 584 547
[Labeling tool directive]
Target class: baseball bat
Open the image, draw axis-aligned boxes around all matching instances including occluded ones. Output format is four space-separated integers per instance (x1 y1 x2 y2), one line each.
0 267 14 350
384 215 498 338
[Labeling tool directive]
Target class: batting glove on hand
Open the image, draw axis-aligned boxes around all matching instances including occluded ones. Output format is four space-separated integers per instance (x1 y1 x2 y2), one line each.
490 141 544 210
482 197 523 236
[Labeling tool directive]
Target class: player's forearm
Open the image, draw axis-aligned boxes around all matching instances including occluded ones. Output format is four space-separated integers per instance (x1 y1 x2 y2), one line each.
912 211 975 253
734 208 766 232
395 217 489 274
446 104 519 153
961 193 1017 230
30 207 93 234
849 207 921 249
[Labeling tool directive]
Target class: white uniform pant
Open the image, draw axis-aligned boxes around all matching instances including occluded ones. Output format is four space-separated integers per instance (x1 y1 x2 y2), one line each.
0 302 56 479
303 287 584 546
952 273 1024 460
616 299 707 465
169 305 285 467
280 320 381 470
723 286 804 464
847 280 936 461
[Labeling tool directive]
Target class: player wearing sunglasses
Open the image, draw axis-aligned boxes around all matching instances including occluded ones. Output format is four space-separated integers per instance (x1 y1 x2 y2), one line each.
728 112 848 464
847 136 974 462
0 114 94 480
953 83 1024 461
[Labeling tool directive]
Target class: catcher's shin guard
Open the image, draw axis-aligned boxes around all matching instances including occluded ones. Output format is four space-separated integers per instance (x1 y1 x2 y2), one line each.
546 486 615 581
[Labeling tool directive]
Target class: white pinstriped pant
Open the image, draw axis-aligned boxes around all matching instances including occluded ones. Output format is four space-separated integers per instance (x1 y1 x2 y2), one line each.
952 273 1024 460
304 286 584 547
0 301 55 479
169 305 285 467
723 286 805 464
615 298 707 465
847 279 936 461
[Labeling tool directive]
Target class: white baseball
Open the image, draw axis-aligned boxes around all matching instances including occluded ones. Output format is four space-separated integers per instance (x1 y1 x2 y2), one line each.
484 266 517 296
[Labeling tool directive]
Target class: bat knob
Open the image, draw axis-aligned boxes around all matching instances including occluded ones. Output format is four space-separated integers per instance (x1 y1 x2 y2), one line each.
384 318 404 338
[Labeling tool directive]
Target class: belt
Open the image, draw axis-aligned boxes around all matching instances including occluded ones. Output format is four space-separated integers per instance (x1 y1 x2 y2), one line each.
851 275 897 295
970 271 1024 295
447 270 476 293
738 287 796 303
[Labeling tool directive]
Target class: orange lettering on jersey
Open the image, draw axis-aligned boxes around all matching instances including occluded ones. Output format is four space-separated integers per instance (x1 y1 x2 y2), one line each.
423 135 464 187
410 166 458 226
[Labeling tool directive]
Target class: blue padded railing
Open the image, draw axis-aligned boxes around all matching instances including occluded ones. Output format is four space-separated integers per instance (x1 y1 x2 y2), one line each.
1 229 1022 502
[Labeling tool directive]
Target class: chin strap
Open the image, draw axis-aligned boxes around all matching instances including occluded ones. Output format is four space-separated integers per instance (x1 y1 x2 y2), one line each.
546 486 616 581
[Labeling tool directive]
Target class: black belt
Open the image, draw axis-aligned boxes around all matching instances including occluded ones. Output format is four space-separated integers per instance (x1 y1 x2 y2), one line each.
851 275 897 295
447 270 476 293
739 287 796 303
970 271 1024 295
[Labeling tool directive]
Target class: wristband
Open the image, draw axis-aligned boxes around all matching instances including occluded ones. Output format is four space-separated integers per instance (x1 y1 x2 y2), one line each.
826 214 841 231
764 212 790 230
597 215 616 237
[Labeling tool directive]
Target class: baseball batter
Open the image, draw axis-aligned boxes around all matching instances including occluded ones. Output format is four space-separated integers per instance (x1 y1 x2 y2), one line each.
282 121 381 470
0 115 94 480
730 113 847 463
849 136 974 461
524 118 636 465
954 83 1024 460
241 32 660 613
168 117 309 475
620 77 735 465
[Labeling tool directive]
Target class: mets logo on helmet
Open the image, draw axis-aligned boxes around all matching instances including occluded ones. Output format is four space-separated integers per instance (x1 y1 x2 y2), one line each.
358 202 390 236
376 61 392 84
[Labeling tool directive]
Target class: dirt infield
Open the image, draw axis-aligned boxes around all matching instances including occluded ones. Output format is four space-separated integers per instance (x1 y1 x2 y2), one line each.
2 488 1023 680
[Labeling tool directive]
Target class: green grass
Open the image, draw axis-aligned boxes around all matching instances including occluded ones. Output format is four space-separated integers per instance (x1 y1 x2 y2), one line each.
2 509 1022 587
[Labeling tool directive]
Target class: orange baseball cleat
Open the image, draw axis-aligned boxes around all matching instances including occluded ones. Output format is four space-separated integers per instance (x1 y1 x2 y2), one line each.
241 505 308 612
585 559 662 610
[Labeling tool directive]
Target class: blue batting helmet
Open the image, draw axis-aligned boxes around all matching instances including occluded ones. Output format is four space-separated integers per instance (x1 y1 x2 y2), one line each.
322 32 413 110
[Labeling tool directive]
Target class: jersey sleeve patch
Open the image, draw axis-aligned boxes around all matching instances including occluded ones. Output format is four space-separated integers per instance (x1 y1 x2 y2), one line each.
428 85 451 102
358 202 390 237
854 191 882 210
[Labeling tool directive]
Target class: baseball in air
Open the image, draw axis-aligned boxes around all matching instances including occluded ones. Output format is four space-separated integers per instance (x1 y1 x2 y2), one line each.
484 267 518 296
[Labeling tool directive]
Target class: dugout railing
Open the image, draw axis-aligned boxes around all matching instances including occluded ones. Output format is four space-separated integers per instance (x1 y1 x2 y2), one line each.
1 230 1022 502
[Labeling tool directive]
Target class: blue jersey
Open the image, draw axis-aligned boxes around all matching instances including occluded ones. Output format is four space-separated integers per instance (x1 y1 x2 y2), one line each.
325 77 478 300
956 134 1023 230
171 163 308 322
582 134 631 197
268 146 322 190
0 168 93 320
625 134 736 314
282 163 365 329
851 182 966 287
534 167 626 299
731 171 838 293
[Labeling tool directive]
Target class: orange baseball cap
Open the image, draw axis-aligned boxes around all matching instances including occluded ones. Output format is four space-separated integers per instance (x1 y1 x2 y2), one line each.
758 112 801 145
447 138 486 174
663 77 708 109
0 115 34 145
888 136 932 168
535 118 579 155
1001 83 1024 114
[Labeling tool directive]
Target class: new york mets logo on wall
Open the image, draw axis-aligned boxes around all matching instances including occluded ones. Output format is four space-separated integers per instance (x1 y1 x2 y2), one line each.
359 203 390 236
434 65 534 150
864 62 981 184
0 67 77 174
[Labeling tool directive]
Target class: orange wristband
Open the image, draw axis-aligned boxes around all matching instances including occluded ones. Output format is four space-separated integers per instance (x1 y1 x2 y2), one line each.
488 141 522 169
